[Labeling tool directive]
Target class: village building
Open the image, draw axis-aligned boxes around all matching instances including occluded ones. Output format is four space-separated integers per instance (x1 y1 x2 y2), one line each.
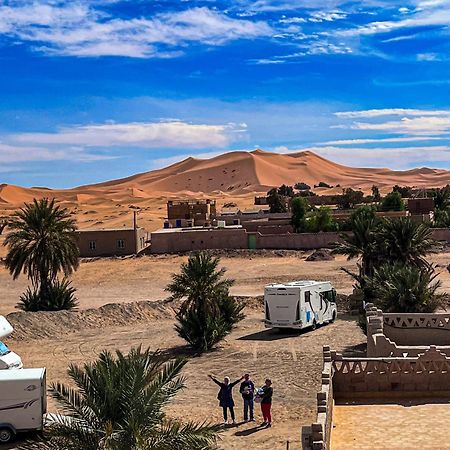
77 227 149 257
166 199 216 227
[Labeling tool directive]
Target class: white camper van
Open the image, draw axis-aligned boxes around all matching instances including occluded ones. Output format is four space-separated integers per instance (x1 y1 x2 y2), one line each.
264 281 337 330
0 368 47 443
0 316 23 370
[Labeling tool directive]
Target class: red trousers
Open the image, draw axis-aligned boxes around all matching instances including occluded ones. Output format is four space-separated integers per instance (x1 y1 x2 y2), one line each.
261 402 272 423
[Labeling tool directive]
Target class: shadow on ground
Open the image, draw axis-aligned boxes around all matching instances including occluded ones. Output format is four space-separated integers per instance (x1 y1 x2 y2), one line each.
238 325 325 342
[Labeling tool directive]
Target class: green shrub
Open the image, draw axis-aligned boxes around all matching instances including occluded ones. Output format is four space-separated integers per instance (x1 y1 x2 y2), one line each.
18 278 78 312
366 264 445 313
380 191 405 211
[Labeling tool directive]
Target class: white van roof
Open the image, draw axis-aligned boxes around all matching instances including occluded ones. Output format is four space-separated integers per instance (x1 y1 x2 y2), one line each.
0 368 45 382
0 316 14 340
266 280 331 289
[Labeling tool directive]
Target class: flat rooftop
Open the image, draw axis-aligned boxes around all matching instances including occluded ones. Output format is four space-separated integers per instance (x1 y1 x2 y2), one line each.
152 225 243 234
331 399 450 449
77 227 144 233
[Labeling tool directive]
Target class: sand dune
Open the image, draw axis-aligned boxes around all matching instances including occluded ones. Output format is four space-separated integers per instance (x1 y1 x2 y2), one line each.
1 149 450 230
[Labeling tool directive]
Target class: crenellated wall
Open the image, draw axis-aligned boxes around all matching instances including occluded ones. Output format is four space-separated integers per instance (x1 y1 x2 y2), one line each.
306 345 450 449
366 304 450 357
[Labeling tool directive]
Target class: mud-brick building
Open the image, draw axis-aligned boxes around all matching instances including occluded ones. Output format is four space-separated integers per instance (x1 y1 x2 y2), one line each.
77 227 149 257
167 199 216 227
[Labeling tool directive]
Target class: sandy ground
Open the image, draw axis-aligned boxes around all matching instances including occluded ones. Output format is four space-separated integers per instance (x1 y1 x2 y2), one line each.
1 252 449 316
10 312 365 450
0 252 361 315
332 399 450 449
0 253 449 449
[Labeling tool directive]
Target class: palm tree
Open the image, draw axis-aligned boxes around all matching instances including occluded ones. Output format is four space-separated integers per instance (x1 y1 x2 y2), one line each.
166 252 243 352
366 263 446 313
4 198 79 295
166 252 234 316
376 217 435 268
433 186 450 212
19 346 219 450
333 206 380 279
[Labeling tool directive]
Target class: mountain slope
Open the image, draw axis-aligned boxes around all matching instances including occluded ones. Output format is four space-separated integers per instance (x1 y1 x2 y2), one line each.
1 150 450 206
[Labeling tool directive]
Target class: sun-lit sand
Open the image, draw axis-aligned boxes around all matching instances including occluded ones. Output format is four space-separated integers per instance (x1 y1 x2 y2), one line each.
1 150 450 233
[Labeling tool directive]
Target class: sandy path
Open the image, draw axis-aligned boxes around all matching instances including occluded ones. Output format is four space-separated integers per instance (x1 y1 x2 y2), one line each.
10 312 365 450
0 253 361 315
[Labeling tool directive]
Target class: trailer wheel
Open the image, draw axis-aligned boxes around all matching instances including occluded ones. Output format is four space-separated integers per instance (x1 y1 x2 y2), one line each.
0 427 13 443
311 320 317 331
330 311 337 323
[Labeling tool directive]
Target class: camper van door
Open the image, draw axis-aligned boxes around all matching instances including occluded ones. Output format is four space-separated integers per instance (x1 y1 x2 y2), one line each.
0 317 13 340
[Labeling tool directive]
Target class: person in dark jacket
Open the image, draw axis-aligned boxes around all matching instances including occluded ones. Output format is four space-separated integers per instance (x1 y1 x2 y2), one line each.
239 373 255 422
260 378 273 428
209 374 244 424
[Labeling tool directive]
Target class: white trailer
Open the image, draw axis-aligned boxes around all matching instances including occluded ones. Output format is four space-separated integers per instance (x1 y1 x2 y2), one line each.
264 280 337 330
0 368 47 443
0 316 23 370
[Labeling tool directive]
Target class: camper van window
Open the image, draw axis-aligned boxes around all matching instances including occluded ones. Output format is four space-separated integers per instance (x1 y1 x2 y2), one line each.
305 291 311 302
323 290 335 302
0 341 10 356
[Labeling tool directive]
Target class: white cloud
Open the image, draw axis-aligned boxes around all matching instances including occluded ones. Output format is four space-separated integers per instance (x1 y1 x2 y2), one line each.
284 145 450 169
12 121 247 148
309 10 347 22
320 136 450 145
0 144 113 163
335 108 450 118
350 117 450 135
0 3 272 58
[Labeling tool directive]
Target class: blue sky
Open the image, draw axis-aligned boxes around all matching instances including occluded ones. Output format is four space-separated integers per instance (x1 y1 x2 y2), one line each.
1 0 450 188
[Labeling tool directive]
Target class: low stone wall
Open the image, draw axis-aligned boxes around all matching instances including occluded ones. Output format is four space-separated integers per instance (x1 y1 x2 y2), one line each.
432 227 450 241
309 346 334 450
366 304 450 357
332 346 450 397
307 345 450 449
255 232 342 250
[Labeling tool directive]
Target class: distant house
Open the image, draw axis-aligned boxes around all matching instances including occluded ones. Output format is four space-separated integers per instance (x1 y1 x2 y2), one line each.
167 199 216 227
77 227 149 257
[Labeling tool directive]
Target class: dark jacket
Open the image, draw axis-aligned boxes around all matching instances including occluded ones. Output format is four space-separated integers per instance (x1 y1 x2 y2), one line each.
261 385 273 404
212 378 241 408
240 380 255 400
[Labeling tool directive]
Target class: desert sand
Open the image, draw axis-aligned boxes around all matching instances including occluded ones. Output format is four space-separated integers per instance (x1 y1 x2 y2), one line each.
1 150 450 232
1 252 450 449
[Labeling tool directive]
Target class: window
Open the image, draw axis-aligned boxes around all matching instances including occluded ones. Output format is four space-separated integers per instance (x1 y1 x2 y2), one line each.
89 241 96 250
117 239 125 249
304 291 311 303
0 341 10 356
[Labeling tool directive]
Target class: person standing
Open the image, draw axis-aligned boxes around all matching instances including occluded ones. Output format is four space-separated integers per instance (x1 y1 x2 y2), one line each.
260 378 273 428
209 374 243 425
239 373 255 422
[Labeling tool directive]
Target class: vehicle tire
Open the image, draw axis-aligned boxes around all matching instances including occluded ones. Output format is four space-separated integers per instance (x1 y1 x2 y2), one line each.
0 427 13 443
330 312 337 323
311 320 317 331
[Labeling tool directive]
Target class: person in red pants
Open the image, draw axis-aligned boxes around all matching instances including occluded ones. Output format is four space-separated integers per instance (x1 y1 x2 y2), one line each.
260 378 273 428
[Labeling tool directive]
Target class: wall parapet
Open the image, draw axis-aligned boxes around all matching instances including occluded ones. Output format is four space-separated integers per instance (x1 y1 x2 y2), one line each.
307 346 450 448
308 346 334 450
365 303 450 356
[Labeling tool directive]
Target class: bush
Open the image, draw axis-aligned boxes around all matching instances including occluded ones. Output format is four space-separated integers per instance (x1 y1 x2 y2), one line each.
291 197 310 232
166 252 244 353
337 188 364 209
392 185 413 198
380 191 405 211
18 279 78 312
267 188 287 213
306 207 334 232
366 264 446 313
315 181 331 188
175 296 243 353
294 182 311 191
